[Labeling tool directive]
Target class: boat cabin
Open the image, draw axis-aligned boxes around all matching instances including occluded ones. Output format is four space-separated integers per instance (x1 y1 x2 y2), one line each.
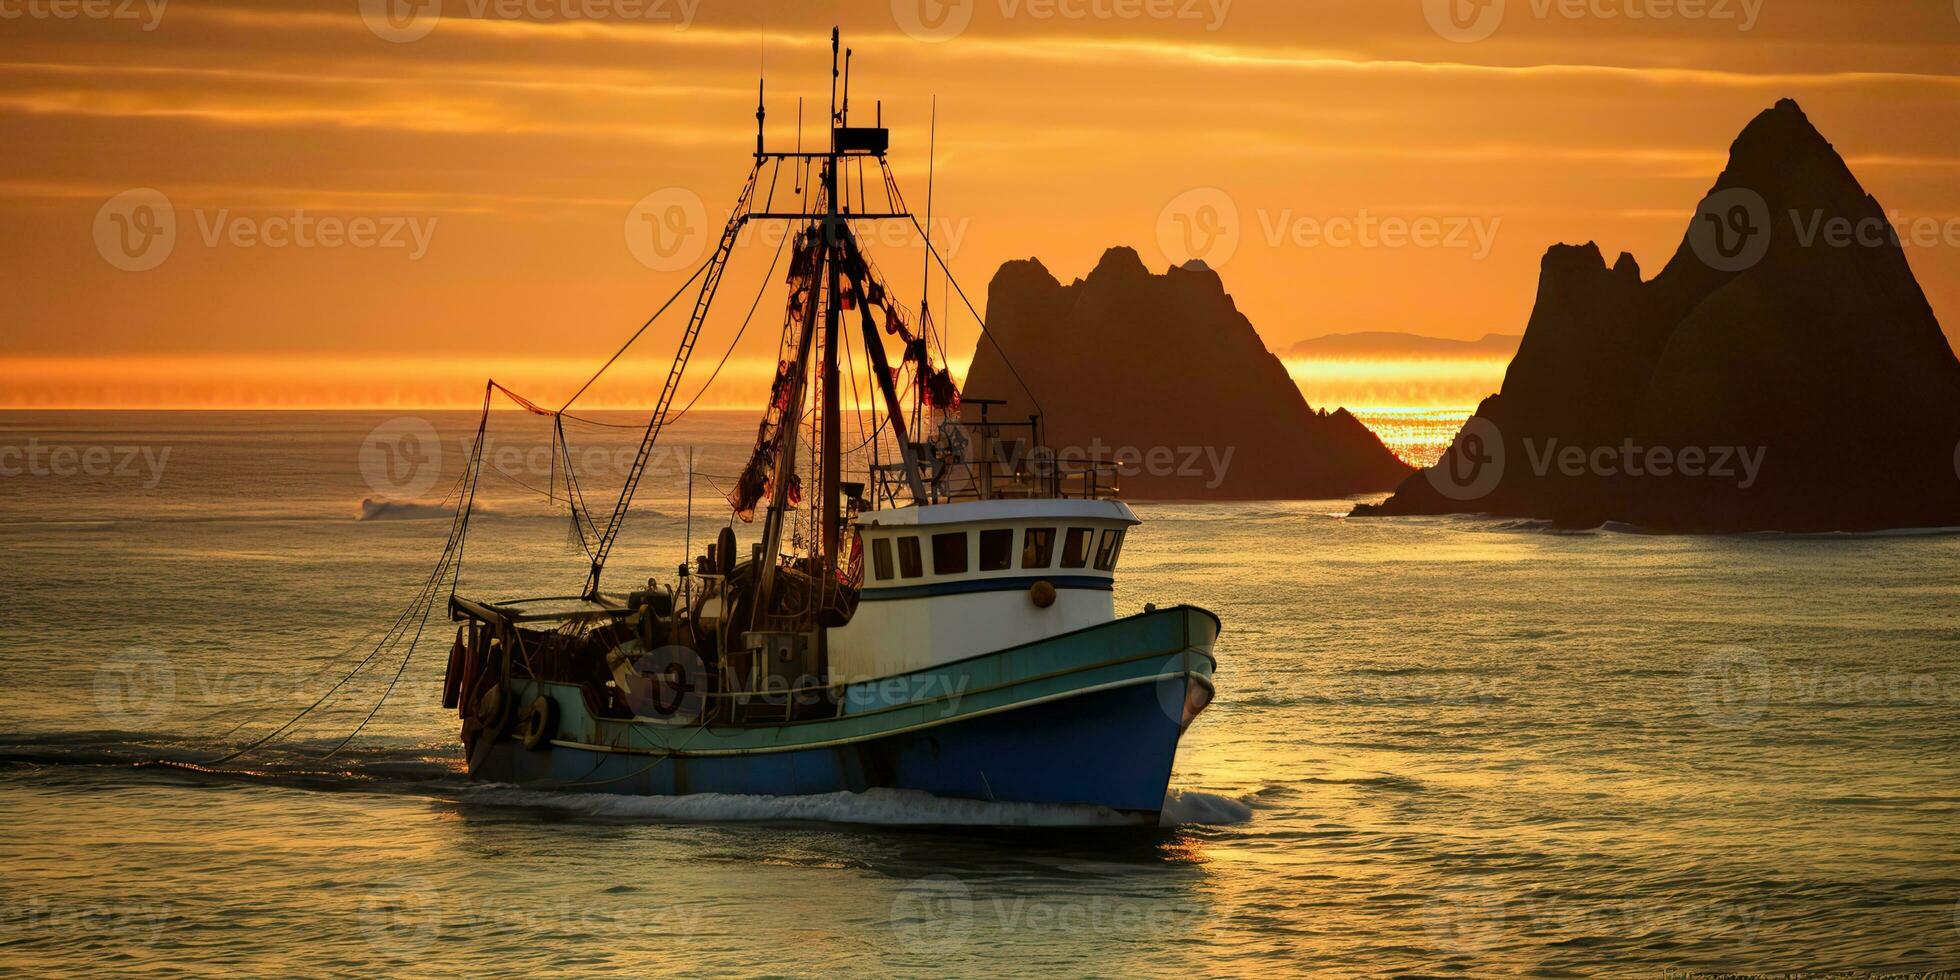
828 497 1138 680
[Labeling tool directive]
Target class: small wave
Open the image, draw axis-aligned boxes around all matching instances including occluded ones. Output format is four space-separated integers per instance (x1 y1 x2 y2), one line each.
1301 774 1426 793
357 497 457 521
1348 665 1493 677
1741 525 1960 539
1159 789 1255 826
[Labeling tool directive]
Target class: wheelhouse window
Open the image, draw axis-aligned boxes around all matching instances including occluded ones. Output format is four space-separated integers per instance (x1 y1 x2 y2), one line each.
932 532 969 575
1094 529 1125 571
979 529 1014 572
1021 527 1057 569
1061 527 1094 569
897 536 923 579
871 538 894 581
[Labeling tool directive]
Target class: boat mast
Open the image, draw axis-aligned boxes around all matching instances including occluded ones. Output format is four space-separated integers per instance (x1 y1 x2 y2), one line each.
735 28 935 619
820 29 845 590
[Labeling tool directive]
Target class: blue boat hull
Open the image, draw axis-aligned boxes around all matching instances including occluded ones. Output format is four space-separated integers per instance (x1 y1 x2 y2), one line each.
464 606 1219 815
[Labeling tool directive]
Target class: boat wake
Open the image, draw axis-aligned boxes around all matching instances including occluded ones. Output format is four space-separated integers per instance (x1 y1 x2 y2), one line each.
458 784 1255 828
0 734 1252 829
357 497 464 521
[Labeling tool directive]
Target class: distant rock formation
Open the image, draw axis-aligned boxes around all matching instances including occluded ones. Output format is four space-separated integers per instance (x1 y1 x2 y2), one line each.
961 247 1414 500
1289 332 1521 359
1354 100 1960 532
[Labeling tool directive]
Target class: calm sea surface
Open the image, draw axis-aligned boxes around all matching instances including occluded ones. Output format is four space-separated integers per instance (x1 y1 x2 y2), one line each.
3 411 1958 977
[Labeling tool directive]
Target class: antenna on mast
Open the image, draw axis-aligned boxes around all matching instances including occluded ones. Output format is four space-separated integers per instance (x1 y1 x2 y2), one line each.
841 48 853 126
755 78 766 160
828 28 840 125
918 96 938 441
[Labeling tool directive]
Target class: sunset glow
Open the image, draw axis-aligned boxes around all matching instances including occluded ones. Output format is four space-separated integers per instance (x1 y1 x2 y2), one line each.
4 0 1956 416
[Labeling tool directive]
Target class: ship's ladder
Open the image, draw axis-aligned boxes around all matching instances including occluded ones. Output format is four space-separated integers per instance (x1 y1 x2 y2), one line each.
581 165 761 598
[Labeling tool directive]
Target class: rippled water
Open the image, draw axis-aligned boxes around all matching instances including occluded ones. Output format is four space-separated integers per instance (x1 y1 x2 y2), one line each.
4 412 1958 975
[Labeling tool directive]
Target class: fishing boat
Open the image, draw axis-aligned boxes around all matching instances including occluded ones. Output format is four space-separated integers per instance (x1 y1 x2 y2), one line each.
437 31 1219 817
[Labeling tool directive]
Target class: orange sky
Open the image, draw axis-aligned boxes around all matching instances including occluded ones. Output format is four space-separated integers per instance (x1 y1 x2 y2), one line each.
3 0 1957 409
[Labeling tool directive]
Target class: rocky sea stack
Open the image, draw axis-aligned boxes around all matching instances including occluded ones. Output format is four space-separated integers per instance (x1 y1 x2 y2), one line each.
1353 100 1960 532
962 246 1413 500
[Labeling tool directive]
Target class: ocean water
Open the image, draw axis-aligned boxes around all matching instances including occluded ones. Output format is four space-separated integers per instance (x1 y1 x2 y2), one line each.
3 411 1958 976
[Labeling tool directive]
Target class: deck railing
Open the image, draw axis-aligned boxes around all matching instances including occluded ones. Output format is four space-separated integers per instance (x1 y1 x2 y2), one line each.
871 412 1122 507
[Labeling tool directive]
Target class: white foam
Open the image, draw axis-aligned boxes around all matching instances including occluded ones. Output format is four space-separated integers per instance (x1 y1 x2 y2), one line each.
357 497 456 521
457 785 1254 828
1159 789 1255 826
